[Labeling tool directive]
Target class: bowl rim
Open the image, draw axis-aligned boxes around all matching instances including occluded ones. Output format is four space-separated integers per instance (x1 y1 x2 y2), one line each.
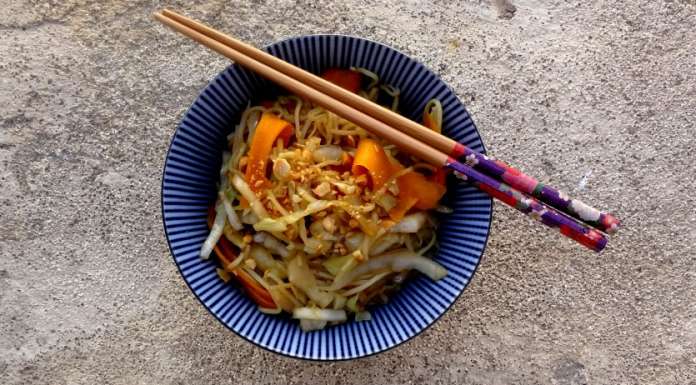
160 33 493 361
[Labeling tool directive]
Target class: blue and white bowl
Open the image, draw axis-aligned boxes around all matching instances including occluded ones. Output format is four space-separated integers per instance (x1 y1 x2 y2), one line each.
161 35 492 360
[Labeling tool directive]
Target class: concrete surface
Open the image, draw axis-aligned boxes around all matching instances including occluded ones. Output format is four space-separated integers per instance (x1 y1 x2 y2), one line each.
1 0 695 384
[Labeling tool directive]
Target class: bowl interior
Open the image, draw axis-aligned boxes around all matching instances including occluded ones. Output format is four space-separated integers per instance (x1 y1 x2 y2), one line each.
162 35 492 360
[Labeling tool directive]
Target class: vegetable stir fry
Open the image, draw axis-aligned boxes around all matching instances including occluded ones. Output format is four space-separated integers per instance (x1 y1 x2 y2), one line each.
201 67 449 331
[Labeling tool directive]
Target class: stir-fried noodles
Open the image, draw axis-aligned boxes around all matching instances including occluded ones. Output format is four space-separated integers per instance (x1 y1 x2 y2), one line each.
201 67 448 331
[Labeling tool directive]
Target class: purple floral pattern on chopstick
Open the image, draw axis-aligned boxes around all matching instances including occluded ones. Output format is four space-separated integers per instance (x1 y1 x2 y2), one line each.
451 143 620 234
447 157 608 252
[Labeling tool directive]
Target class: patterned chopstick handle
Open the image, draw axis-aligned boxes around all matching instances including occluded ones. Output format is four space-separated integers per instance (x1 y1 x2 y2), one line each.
446 158 608 252
451 144 620 234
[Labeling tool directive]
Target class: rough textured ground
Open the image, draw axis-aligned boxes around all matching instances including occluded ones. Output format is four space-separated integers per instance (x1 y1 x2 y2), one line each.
1 1 695 384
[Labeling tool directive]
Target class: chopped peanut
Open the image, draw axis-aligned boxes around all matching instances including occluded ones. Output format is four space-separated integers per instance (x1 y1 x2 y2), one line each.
321 216 336 233
313 181 331 197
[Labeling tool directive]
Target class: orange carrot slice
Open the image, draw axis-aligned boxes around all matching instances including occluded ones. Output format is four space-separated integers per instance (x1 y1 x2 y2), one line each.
322 68 362 93
352 138 399 189
207 206 276 308
245 112 293 193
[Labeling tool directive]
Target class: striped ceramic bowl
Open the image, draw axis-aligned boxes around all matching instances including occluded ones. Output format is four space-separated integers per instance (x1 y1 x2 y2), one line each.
161 35 492 360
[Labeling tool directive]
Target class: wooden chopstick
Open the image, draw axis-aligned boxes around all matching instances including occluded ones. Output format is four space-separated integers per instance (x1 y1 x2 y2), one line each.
153 11 608 252
159 9 620 235
153 13 446 166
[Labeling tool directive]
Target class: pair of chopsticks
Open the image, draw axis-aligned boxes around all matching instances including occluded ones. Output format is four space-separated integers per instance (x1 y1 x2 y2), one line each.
154 9 619 252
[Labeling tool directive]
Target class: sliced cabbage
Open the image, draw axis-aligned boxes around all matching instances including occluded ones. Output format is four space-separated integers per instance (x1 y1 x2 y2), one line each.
253 232 289 258
389 212 427 233
253 218 287 232
322 254 354 276
219 191 242 230
344 233 364 252
359 231 372 260
330 249 447 290
240 210 259 225
219 151 231 176
242 266 273 292
293 307 347 322
231 174 268 219
303 238 331 256
296 186 317 203
333 294 347 310
267 285 300 313
287 254 333 307
253 200 333 232
369 233 401 255
341 271 390 297
321 249 361 278
249 245 286 278
200 203 225 259
230 118 246 170
375 193 397 211
265 192 290 216
309 221 338 241
223 224 245 249
219 247 245 272
417 231 437 256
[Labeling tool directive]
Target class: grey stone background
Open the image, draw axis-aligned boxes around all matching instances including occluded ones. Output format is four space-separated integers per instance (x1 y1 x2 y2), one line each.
1 1 694 384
